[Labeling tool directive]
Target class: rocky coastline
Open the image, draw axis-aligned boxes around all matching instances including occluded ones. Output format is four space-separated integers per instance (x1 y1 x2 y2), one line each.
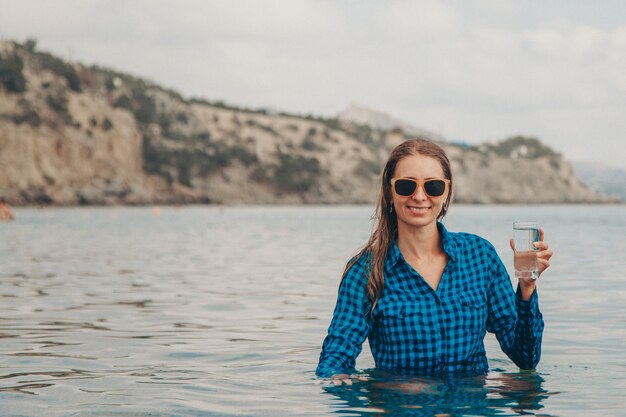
0 40 618 206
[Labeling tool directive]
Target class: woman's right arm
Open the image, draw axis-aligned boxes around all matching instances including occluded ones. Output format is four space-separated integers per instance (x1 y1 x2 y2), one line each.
316 259 372 378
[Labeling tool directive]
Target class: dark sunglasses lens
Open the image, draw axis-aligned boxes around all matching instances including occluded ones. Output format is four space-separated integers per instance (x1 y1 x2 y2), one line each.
424 180 446 196
394 179 417 196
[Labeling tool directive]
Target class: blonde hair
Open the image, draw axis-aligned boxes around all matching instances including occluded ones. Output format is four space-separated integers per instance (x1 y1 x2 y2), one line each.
343 139 453 314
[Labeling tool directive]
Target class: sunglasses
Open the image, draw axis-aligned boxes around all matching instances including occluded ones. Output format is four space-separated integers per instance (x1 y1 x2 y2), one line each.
390 178 450 198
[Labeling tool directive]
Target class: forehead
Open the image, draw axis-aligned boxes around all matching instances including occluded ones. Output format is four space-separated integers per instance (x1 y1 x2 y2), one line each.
394 154 444 178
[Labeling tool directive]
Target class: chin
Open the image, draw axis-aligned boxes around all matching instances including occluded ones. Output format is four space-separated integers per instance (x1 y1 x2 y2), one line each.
399 212 438 228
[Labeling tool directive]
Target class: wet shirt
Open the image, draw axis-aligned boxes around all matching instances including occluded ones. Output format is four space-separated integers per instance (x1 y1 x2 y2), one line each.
316 223 544 378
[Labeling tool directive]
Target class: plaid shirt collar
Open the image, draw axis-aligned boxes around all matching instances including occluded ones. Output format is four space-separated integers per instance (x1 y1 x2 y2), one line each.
386 222 459 271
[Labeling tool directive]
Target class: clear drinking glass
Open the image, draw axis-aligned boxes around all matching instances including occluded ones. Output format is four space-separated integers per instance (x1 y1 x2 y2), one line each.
513 221 539 280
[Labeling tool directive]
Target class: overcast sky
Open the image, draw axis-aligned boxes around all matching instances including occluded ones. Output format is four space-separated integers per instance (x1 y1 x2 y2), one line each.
1 0 625 167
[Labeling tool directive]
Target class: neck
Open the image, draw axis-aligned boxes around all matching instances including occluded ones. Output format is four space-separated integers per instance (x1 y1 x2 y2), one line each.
397 221 442 260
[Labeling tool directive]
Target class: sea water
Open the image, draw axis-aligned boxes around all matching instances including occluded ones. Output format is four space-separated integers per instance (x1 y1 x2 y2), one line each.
1 205 625 416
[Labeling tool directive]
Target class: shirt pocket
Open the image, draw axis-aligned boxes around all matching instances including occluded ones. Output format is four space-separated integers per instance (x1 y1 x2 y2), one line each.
378 301 431 351
455 292 487 335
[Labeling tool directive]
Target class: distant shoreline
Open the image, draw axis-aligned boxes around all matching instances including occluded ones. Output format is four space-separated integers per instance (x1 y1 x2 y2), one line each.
2 39 618 209
8 201 624 209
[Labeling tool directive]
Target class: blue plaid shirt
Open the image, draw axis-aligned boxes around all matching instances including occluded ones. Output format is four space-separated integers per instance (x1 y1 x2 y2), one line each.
316 223 544 378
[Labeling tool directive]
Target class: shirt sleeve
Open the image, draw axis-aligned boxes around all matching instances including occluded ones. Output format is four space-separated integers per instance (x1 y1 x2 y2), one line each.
316 257 373 378
485 246 544 370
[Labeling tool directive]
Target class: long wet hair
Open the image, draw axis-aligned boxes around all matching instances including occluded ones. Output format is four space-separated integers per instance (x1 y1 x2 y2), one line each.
343 139 453 314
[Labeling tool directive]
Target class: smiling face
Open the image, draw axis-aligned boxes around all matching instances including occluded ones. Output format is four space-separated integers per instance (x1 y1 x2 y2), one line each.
391 153 449 231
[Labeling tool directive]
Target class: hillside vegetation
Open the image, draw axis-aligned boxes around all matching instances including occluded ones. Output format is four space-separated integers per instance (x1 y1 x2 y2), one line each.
0 40 615 205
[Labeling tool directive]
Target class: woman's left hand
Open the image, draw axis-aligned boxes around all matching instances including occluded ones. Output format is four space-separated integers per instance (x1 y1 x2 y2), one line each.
509 228 553 300
509 227 553 277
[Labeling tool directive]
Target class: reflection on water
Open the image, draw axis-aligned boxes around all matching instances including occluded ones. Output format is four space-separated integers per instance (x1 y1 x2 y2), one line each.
0 205 625 416
323 370 553 416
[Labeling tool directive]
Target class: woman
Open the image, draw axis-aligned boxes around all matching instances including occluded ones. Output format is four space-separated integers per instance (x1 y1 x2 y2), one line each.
316 139 552 382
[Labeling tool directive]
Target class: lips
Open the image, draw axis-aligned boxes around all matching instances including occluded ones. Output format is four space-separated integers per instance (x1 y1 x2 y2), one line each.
407 206 430 213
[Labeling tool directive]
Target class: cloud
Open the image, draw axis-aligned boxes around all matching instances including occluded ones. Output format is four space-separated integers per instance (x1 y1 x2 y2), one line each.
375 0 460 39
0 0 624 166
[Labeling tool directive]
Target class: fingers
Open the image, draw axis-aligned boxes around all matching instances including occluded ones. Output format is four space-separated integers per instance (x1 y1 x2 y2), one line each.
535 240 552 276
533 236 552 262
332 378 352 386
533 237 553 262
532 227 551 277
331 374 353 386
537 258 550 268
535 249 553 260
509 238 515 251
537 257 550 276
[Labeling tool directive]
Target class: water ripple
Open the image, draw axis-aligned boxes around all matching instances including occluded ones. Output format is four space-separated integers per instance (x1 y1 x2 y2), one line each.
0 205 624 416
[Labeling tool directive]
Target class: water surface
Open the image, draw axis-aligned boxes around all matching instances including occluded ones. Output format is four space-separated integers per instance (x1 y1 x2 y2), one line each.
1 205 625 416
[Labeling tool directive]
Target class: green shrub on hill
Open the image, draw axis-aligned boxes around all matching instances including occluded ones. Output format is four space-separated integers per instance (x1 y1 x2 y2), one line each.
112 89 156 125
142 135 171 178
490 136 561 159
0 52 27 93
93 66 184 100
142 134 259 186
176 112 189 124
157 113 173 136
301 137 324 151
13 99 41 126
354 158 381 178
188 97 270 116
352 123 378 147
131 86 157 124
112 94 134 111
321 117 341 130
102 117 113 131
23 38 37 53
45 89 73 124
36 52 82 92
174 151 193 187
194 132 211 143
274 153 321 192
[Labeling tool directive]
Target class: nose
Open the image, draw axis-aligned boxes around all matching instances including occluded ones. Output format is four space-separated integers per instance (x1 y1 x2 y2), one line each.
412 184 427 201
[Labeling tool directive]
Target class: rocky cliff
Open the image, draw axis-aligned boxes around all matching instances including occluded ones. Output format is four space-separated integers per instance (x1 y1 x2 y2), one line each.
0 40 616 205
